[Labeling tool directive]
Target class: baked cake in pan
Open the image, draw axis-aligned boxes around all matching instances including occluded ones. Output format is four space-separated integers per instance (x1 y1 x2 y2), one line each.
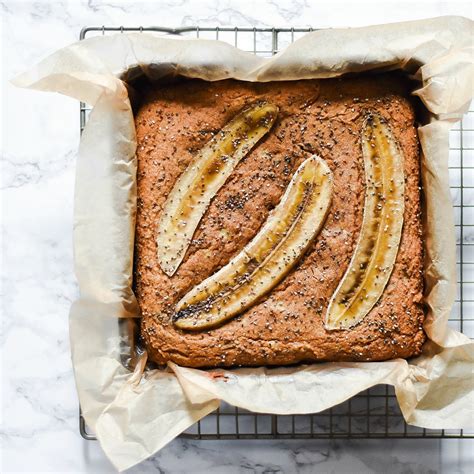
134 74 425 368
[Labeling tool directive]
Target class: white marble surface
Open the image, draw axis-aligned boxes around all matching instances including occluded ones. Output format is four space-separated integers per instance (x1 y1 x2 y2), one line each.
1 1 473 472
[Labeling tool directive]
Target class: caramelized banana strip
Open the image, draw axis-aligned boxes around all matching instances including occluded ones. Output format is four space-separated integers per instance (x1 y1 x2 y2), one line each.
157 102 278 276
325 114 405 330
174 155 333 331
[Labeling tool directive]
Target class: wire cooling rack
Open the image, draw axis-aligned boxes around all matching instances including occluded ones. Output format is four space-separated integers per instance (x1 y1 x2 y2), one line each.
78 26 474 441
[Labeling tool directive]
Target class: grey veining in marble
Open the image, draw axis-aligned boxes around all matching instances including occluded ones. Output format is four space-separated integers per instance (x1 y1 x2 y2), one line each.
1 1 473 472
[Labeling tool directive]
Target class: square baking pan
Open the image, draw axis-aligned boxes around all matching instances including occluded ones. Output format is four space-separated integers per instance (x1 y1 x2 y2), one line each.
78 25 474 441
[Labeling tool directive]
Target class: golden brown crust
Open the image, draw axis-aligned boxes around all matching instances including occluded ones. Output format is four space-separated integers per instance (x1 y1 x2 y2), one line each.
134 74 425 368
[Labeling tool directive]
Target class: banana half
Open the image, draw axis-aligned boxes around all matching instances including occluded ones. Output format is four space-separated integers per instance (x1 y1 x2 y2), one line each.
325 114 405 330
173 155 333 331
157 101 279 276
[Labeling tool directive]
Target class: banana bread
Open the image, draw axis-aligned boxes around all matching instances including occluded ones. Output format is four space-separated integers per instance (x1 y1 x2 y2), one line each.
134 74 425 368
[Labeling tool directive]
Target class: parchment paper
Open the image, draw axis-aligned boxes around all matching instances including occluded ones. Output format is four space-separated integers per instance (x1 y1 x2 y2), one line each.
13 16 474 471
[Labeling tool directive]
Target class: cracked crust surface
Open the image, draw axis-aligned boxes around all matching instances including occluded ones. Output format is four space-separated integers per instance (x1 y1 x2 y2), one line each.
134 74 425 368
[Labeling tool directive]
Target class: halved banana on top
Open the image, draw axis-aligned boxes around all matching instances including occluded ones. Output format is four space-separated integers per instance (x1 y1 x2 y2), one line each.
157 101 279 276
173 155 333 331
325 114 405 330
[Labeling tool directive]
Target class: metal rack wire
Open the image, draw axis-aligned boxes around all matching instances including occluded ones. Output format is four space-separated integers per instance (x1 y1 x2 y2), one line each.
78 26 474 442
